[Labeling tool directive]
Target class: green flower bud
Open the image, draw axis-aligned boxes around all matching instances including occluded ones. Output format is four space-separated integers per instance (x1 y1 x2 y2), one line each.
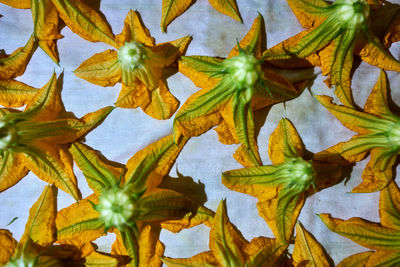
96 187 135 229
335 0 369 29
118 42 146 70
224 53 262 89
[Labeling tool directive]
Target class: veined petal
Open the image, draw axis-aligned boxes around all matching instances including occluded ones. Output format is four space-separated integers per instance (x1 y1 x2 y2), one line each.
209 200 246 266
52 0 116 47
160 0 195 33
383 8 400 47
0 151 29 193
319 213 400 251
268 118 305 165
380 182 400 230
0 229 17 265
0 79 38 108
316 95 391 135
366 250 400 267
116 10 154 47
286 0 330 29
74 50 121 87
351 148 397 193
245 237 286 267
22 142 80 200
292 222 333 267
357 33 400 72
0 0 30 8
32 0 63 63
258 192 306 243
0 35 37 80
70 142 125 194
24 72 64 121
20 185 57 246
337 251 374 267
162 251 218 267
222 165 280 200
319 28 357 107
138 224 165 267
178 56 224 90
173 78 235 140
137 188 198 222
117 227 139 267
363 70 394 119
56 194 104 252
228 13 263 58
124 134 188 192
84 251 118 267
115 83 150 109
208 0 242 23
231 97 261 166
140 80 179 120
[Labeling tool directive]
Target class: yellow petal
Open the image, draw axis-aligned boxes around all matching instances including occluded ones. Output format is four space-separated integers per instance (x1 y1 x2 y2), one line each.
351 148 397 193
124 135 188 191
52 0 116 47
140 80 179 120
214 121 237 145
116 10 155 47
20 185 57 246
268 118 305 165
70 142 124 194
356 34 400 72
115 83 151 109
0 152 29 193
228 13 263 58
74 50 121 87
380 182 400 230
160 0 195 33
138 224 165 267
56 194 103 256
84 251 118 267
210 200 247 266
22 142 80 200
286 0 329 29
161 206 214 233
319 213 400 251
383 10 400 47
32 0 63 63
363 70 393 118
0 79 38 108
257 194 306 243
244 237 286 266
292 222 333 267
337 251 374 267
24 72 65 121
208 0 242 23
0 229 17 265
0 0 30 8
162 251 218 267
366 250 400 267
0 35 37 80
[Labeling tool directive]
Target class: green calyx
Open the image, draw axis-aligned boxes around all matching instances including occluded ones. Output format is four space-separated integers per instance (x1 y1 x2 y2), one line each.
118 41 146 70
223 52 262 90
386 121 400 150
277 158 316 192
334 0 369 29
95 187 138 229
0 120 17 151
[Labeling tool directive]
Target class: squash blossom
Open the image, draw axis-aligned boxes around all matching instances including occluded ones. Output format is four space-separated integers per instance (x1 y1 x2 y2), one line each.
264 0 400 107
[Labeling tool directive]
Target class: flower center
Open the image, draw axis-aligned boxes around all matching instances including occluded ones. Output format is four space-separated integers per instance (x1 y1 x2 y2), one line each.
118 42 146 70
224 53 262 89
0 120 17 151
97 188 135 229
335 0 369 29
286 158 314 185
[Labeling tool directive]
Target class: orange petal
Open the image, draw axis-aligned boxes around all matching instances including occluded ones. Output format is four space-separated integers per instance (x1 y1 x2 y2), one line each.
208 0 242 23
160 0 195 33
0 152 29 193
268 118 305 165
0 0 30 8
0 35 37 80
337 251 374 267
363 70 393 118
115 82 150 109
0 79 38 108
162 251 218 266
138 224 165 267
116 10 155 47
0 229 17 265
286 0 329 29
74 50 121 87
380 182 400 230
